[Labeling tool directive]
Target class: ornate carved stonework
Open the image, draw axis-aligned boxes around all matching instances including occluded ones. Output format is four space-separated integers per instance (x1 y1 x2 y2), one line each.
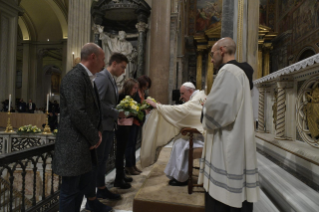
303 85 319 139
135 22 148 32
296 78 319 148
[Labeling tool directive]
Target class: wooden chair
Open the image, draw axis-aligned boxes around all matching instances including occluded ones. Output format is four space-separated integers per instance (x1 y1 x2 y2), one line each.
180 127 204 194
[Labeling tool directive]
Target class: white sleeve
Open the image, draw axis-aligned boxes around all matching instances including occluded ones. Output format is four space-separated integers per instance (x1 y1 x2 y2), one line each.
202 68 243 131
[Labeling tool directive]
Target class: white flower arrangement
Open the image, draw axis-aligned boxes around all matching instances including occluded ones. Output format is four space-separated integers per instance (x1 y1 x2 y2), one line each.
18 125 42 133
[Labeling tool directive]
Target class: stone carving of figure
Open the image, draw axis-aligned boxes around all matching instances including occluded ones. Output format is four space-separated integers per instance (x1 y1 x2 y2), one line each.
98 27 135 90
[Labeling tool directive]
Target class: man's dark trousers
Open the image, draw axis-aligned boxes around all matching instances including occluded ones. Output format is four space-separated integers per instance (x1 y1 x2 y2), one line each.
59 171 92 212
86 131 114 197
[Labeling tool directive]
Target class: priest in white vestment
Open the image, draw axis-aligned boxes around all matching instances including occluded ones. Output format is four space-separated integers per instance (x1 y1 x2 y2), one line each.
141 82 206 186
199 37 260 211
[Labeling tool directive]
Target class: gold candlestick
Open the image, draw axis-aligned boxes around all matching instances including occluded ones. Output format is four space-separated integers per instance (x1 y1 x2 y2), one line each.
43 111 52 134
5 111 15 133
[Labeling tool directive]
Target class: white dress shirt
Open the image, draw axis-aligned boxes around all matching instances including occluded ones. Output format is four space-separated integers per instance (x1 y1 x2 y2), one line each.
80 63 95 87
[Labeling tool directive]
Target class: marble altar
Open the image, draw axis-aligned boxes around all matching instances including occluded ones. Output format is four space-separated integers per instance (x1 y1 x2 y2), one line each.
254 53 319 189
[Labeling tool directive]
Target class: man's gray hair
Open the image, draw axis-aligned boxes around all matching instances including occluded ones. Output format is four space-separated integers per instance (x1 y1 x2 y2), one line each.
182 82 196 90
81 43 101 60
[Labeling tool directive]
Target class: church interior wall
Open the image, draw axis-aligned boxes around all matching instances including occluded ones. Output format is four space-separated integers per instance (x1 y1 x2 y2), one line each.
270 0 319 72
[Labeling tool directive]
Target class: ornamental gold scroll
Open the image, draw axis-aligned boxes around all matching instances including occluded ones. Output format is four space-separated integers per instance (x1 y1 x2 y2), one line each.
303 85 319 139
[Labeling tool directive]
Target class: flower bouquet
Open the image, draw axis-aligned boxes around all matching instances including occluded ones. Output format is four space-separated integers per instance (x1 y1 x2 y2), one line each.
140 96 157 110
53 129 58 135
116 96 144 121
18 125 42 134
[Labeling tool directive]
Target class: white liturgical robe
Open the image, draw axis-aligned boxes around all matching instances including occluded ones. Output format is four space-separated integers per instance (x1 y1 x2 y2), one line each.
199 64 260 208
140 90 207 169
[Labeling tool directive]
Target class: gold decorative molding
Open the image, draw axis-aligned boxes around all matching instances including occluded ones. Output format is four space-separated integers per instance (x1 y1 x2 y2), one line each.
196 51 203 90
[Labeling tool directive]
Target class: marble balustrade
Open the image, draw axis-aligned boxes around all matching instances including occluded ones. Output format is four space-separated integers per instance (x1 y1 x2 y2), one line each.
0 132 56 154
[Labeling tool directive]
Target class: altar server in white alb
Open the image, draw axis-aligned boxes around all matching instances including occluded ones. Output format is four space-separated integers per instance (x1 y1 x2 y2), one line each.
199 37 260 212
142 82 206 186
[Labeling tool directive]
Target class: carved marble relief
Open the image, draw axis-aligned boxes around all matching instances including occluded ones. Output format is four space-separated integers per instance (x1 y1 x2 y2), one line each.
296 78 319 148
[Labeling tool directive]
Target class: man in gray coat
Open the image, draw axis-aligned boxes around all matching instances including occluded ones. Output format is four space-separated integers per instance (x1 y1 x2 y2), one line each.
52 43 110 212
85 53 129 211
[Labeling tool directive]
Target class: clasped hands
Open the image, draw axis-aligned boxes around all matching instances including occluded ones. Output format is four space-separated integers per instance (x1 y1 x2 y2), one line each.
90 131 102 150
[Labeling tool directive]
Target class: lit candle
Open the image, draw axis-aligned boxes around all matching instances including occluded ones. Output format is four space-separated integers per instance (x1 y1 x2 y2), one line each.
8 94 11 112
46 94 49 112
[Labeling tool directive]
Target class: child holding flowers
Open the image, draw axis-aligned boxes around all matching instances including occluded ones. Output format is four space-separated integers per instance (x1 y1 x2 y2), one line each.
114 78 139 189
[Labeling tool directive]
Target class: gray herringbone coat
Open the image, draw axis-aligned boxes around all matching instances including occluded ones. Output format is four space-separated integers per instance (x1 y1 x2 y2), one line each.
52 64 102 176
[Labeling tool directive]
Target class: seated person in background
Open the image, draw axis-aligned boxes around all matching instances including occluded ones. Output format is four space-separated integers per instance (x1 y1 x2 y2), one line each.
143 82 206 186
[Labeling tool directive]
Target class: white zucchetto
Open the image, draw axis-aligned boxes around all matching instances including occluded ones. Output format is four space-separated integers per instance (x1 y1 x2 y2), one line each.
182 82 196 90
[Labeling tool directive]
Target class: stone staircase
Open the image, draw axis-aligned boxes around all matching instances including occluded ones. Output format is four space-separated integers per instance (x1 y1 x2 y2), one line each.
0 177 32 212
257 152 319 212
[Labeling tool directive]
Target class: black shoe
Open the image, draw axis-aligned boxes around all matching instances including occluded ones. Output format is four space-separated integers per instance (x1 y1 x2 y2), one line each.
168 179 188 186
85 199 113 212
96 188 121 200
114 179 132 189
124 175 133 183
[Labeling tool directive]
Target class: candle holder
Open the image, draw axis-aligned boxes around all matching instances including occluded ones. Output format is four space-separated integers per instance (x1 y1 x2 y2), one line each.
43 111 52 134
5 111 15 133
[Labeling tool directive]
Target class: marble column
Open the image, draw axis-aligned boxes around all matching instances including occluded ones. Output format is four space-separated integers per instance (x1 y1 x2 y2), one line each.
221 0 258 65
258 49 263 78
149 0 171 104
0 0 23 104
247 0 259 80
258 87 265 132
61 40 67 78
206 51 214 95
21 43 30 101
168 12 178 104
275 82 286 139
196 51 203 90
66 0 93 72
136 20 148 77
221 0 235 38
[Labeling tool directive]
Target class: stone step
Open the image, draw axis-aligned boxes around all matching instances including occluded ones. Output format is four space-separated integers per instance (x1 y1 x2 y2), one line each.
257 153 319 212
254 189 279 212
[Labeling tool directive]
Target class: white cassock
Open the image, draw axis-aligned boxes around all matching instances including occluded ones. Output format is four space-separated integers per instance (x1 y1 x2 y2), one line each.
140 90 207 181
199 64 260 208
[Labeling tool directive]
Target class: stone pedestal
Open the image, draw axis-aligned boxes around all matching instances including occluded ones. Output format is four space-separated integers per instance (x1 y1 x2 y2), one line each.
148 0 171 104
66 0 93 72
0 0 23 104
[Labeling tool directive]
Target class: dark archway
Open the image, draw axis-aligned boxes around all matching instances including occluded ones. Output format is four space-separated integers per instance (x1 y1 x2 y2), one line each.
298 49 316 62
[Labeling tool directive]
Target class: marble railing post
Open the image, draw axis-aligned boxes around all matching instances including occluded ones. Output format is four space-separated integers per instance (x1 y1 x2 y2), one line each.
136 19 148 77
275 82 287 139
258 87 265 132
196 51 203 90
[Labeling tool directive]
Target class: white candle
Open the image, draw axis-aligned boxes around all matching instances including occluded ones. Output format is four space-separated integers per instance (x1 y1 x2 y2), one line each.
46 94 49 112
8 94 11 112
